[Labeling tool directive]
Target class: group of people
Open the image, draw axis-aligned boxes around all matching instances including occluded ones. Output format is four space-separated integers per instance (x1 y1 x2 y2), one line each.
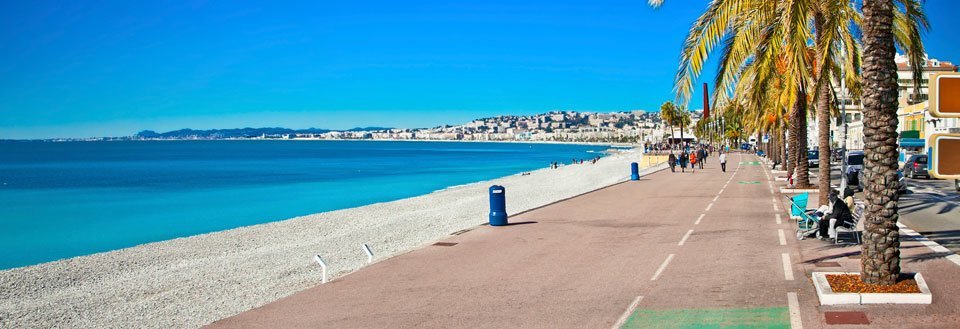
550 156 601 169
798 188 856 240
667 145 725 173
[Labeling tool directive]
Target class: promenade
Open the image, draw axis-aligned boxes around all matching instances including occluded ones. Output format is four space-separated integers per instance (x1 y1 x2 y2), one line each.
209 153 960 328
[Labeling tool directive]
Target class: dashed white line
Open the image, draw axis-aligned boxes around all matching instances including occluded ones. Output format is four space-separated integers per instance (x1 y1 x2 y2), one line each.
776 214 782 225
694 213 705 225
773 202 779 212
650 254 675 281
781 253 794 280
713 195 720 202
678 229 694 246
778 229 787 245
787 292 803 329
611 296 643 329
705 203 714 212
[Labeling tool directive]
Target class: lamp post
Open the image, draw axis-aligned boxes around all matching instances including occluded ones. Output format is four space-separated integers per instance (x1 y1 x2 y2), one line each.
839 46 850 193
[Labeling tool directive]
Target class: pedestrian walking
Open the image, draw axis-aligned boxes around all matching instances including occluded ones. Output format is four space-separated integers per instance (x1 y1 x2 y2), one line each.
668 153 677 172
719 152 727 172
680 152 688 173
690 152 698 173
697 148 705 169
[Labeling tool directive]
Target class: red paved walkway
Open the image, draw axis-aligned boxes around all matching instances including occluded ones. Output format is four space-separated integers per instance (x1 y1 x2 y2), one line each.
208 153 960 329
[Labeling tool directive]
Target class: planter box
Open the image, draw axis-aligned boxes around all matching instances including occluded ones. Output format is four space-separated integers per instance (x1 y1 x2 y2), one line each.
812 272 932 305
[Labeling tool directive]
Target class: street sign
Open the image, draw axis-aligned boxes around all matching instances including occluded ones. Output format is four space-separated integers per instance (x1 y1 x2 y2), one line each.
930 72 960 118
928 72 960 179
929 133 960 179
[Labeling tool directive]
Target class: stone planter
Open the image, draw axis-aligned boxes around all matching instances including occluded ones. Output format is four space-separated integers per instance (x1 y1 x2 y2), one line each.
812 272 932 305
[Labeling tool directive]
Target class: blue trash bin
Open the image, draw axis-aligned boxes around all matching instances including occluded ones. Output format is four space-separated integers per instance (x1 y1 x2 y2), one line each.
630 162 640 180
489 185 508 226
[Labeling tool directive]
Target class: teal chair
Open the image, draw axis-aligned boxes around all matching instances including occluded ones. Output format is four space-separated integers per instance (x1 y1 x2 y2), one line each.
787 193 816 231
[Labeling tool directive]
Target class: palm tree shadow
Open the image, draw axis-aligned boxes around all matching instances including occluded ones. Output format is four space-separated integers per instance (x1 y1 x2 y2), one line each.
904 252 953 263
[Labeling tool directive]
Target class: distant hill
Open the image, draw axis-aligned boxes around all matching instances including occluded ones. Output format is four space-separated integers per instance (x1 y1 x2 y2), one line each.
135 127 393 139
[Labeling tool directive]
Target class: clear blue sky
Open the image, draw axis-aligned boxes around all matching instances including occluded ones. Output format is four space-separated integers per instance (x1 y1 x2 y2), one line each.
2 1 959 139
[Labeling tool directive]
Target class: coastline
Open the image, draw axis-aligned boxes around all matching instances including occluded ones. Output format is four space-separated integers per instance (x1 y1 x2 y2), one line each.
0 148 666 328
37 138 636 148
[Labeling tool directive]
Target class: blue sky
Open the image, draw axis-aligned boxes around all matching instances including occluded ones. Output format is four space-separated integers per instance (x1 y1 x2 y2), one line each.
2 1 959 139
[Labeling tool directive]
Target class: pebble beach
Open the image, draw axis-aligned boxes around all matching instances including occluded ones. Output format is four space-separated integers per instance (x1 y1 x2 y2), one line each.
0 149 665 328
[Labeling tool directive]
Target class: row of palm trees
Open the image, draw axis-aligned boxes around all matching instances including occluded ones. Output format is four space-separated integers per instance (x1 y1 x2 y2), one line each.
650 0 929 286
659 101 691 146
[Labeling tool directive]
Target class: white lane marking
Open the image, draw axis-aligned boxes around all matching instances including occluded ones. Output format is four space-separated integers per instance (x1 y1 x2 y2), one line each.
897 222 960 267
713 195 720 202
611 296 643 329
776 214 782 225
694 213 705 225
678 229 694 246
705 203 714 212
781 253 794 280
778 229 787 245
650 254 675 281
773 202 779 212
787 292 803 329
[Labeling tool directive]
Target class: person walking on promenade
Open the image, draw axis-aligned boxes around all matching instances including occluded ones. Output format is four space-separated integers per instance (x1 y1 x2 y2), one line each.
689 151 698 173
697 148 705 169
719 151 727 172
679 151 688 173
668 153 677 172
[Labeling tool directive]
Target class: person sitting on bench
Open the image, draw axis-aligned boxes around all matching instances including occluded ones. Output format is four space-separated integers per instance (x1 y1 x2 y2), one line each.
818 190 853 239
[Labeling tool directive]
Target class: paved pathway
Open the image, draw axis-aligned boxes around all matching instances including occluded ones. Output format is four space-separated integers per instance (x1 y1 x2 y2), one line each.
208 152 960 329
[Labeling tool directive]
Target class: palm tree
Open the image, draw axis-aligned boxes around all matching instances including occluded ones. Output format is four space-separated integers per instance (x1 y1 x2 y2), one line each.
676 106 692 147
660 101 678 148
857 0 926 285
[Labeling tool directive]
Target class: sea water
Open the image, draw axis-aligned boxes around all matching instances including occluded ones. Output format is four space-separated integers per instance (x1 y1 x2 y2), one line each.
0 140 609 269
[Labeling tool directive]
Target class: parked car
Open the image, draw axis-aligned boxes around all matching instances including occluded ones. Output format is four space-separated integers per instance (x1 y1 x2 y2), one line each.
844 151 865 190
808 150 819 167
903 154 929 179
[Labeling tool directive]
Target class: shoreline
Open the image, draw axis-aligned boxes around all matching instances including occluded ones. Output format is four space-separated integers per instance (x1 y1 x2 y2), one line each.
0 148 666 328
31 138 637 148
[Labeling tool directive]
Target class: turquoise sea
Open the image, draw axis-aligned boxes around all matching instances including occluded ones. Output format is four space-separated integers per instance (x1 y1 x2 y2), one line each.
0 140 609 269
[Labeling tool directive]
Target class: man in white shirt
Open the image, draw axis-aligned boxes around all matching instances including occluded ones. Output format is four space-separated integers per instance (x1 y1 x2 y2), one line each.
719 152 727 172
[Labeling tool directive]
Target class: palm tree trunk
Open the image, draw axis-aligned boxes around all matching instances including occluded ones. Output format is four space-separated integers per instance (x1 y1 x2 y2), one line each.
794 88 812 189
815 12 833 206
781 126 788 171
860 0 901 286
787 112 797 178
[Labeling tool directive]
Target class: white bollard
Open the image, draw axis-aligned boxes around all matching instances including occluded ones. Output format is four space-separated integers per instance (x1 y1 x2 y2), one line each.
314 255 327 284
362 244 374 264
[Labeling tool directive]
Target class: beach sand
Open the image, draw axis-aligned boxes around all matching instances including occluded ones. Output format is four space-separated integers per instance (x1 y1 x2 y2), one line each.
0 149 666 328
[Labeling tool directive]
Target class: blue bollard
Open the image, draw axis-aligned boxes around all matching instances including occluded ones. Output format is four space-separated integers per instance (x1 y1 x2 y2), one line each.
489 185 508 226
630 162 640 180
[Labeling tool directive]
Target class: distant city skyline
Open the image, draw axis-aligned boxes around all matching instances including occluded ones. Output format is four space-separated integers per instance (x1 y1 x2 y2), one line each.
3 1 960 139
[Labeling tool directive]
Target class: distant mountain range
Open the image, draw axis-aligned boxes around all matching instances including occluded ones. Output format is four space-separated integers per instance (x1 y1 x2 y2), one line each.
135 127 392 139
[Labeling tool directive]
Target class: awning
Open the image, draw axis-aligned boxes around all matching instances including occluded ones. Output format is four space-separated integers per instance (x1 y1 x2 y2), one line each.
899 138 925 148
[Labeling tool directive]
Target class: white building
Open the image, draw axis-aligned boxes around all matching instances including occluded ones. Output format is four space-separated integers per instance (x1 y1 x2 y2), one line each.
895 53 958 106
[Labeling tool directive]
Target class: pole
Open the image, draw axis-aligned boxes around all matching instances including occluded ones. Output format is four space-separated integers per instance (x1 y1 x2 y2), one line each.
839 47 849 193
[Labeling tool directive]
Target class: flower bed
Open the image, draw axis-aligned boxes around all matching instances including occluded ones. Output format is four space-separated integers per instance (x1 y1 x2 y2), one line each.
826 273 921 293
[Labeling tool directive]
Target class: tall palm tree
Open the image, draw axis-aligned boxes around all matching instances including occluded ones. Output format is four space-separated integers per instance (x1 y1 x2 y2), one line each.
858 0 926 285
660 101 679 148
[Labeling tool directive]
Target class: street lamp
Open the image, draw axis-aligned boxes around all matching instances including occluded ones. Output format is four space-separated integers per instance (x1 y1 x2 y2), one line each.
838 46 850 193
